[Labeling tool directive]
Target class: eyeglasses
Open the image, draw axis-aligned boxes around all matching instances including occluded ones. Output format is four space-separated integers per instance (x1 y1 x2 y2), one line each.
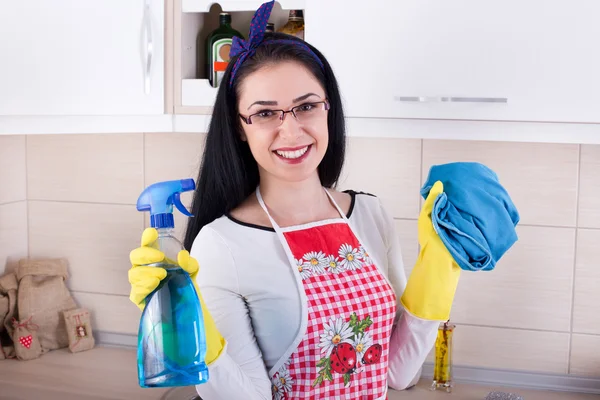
239 99 330 129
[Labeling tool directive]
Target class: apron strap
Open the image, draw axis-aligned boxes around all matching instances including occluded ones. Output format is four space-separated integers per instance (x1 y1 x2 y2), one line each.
255 186 282 230
323 189 348 222
256 186 348 230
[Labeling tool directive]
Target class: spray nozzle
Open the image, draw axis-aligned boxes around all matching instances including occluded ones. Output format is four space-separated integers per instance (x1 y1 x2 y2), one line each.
136 179 196 229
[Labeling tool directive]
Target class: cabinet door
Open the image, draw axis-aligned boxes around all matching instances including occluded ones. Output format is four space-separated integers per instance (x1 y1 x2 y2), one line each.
0 0 164 116
306 0 600 123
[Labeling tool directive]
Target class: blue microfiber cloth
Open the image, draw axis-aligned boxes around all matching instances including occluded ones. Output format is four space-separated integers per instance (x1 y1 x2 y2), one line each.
421 162 520 271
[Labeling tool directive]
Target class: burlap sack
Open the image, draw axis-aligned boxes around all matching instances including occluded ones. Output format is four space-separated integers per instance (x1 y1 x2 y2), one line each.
12 317 43 361
63 308 95 353
0 272 18 359
16 258 77 352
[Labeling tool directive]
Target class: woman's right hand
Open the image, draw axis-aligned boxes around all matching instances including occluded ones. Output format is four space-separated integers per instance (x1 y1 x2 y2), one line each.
128 227 226 365
128 228 168 310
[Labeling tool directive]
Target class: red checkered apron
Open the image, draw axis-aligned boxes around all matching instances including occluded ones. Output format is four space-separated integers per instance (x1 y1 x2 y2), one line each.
257 188 397 400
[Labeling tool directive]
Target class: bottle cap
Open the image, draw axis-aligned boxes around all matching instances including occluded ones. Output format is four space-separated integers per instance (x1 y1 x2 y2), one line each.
219 13 232 24
288 10 304 20
136 179 196 229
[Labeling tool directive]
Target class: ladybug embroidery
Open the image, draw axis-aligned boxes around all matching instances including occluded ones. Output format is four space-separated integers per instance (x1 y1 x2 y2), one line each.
330 343 357 374
362 344 382 365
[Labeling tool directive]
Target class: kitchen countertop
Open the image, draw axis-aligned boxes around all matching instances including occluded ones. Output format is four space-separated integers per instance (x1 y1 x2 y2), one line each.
0 346 597 399
390 381 600 400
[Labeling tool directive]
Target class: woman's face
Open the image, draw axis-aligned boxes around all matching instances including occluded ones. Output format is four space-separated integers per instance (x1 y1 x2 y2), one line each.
237 61 329 185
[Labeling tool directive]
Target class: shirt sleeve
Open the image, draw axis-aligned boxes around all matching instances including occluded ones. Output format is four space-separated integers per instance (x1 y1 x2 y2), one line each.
190 226 272 400
378 200 440 391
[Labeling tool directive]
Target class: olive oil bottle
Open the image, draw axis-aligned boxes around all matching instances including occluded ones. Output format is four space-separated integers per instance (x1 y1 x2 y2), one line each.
201 13 244 88
431 321 455 393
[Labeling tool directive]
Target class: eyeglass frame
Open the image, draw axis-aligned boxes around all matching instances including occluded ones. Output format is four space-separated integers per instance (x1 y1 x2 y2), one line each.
238 99 330 126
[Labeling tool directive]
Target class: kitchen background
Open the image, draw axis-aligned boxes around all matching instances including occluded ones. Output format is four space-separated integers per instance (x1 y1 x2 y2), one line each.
1 133 599 381
2 0 600 396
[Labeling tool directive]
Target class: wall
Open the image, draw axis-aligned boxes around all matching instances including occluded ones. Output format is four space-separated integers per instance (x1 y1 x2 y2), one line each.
0 132 599 379
0 136 28 273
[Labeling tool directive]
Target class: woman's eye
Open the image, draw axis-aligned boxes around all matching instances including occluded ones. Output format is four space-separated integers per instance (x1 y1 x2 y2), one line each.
256 110 275 118
298 104 315 112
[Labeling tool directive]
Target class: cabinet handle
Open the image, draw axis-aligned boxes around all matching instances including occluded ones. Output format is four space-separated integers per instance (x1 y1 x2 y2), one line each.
143 0 153 95
395 96 507 103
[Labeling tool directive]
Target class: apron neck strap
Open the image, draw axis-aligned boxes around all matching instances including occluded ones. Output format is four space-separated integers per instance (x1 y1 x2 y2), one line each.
255 186 348 231
256 186 281 230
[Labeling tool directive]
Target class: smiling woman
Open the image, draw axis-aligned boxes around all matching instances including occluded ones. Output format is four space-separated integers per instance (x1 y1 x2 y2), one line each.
127 1 445 399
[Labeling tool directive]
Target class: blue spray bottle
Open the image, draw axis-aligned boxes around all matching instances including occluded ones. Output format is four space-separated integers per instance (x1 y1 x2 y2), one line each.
135 179 208 388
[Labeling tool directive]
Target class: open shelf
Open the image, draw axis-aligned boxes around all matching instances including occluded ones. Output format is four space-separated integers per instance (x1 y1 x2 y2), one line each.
175 0 307 113
182 78 218 107
182 0 306 13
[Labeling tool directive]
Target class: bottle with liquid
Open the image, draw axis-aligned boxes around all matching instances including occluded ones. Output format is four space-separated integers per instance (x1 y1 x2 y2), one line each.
136 179 208 388
201 13 244 88
431 321 455 393
277 10 304 39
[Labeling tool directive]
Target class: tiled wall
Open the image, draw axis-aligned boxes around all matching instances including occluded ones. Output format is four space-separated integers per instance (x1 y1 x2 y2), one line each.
1 133 599 379
0 136 28 273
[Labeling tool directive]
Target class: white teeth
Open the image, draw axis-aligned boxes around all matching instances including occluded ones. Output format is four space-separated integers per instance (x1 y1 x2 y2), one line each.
275 146 309 159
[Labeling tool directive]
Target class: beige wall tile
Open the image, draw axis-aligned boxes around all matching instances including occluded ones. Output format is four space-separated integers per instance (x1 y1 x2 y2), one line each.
0 201 28 275
339 138 422 219
27 134 143 204
578 145 600 229
422 140 579 227
394 219 418 277
72 291 138 335
144 132 205 207
0 135 26 204
573 229 600 334
449 226 575 332
453 325 569 374
28 201 143 296
570 334 600 377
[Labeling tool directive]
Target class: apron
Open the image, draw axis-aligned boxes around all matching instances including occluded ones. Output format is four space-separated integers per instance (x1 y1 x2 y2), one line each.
256 187 397 400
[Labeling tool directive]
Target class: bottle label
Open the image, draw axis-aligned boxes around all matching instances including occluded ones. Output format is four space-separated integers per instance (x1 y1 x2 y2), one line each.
212 38 233 87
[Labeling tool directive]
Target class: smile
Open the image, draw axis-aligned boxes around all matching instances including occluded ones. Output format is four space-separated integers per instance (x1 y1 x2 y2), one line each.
274 145 310 159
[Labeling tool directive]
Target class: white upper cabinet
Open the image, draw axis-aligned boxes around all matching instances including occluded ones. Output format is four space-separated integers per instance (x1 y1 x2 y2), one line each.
0 0 165 116
306 0 600 123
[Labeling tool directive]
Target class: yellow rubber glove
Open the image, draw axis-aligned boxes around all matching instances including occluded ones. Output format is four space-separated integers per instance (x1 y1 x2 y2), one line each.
128 227 226 365
401 181 461 321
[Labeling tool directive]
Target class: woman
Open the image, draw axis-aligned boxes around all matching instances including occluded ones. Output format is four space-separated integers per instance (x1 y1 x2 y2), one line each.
128 1 457 399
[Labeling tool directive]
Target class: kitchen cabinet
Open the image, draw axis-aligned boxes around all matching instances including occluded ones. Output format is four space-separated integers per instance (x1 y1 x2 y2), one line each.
2 0 600 144
0 0 165 116
306 0 600 124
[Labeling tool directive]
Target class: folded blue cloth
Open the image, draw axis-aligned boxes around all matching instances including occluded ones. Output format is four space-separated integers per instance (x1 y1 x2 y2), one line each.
421 162 520 271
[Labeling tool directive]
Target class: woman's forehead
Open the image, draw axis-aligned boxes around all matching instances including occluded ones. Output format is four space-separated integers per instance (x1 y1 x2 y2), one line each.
238 62 324 106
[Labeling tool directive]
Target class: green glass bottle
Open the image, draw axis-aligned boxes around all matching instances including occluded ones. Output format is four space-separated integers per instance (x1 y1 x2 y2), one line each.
202 13 244 88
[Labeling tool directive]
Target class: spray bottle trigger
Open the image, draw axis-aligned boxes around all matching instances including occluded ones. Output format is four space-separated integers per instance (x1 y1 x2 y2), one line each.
173 193 193 217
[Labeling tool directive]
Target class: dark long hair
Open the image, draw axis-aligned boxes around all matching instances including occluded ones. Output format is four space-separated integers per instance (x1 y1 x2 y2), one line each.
183 32 346 250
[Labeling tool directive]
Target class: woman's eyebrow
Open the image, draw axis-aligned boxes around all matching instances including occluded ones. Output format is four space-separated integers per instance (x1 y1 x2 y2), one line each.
293 93 319 103
247 93 320 110
248 100 278 110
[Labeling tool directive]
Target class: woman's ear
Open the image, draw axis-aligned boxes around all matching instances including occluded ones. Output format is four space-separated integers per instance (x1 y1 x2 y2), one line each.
240 130 247 142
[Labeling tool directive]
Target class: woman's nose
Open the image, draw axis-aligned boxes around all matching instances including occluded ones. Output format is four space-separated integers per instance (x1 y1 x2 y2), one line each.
278 111 303 139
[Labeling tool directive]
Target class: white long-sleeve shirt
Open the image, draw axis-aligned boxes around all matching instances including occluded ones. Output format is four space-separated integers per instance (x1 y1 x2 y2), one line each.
190 191 439 399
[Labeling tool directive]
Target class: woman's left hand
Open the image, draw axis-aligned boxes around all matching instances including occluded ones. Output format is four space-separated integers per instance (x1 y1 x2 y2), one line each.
400 181 461 321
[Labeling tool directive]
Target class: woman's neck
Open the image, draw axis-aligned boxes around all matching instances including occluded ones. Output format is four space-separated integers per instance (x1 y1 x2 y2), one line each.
259 173 336 227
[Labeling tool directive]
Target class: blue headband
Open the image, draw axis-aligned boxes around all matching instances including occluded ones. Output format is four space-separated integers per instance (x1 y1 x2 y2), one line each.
228 0 324 88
